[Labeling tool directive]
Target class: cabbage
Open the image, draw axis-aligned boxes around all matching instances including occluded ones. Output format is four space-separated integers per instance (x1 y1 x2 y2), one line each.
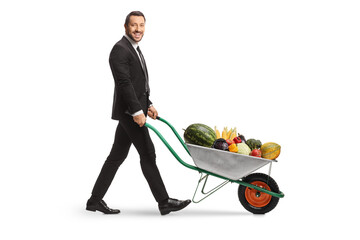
236 143 251 155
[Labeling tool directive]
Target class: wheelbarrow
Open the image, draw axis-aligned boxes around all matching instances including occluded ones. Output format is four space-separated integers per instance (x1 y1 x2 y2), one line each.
145 117 285 214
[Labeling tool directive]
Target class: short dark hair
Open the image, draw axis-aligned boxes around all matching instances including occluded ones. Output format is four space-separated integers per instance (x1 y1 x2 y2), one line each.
125 11 146 26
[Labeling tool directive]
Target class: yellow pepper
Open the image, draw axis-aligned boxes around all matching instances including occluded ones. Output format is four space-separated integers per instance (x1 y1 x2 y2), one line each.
228 143 238 153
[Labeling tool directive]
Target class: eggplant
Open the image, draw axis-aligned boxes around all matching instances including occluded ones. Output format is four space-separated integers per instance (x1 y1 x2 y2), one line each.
238 134 246 143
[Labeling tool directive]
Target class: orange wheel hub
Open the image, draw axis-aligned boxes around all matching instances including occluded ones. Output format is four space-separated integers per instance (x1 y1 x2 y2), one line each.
245 181 272 208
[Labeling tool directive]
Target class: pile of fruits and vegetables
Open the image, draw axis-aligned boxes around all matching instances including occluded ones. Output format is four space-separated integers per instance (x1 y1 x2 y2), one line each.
184 123 281 160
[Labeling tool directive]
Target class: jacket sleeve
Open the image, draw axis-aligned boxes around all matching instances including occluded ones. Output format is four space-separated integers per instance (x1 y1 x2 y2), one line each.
109 45 142 114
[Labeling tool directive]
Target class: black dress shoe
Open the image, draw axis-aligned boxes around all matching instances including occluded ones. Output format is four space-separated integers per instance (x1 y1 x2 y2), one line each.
158 198 191 215
86 200 120 214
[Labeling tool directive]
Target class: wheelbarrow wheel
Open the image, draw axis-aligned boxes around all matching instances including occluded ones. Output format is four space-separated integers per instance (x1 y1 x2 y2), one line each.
238 173 280 214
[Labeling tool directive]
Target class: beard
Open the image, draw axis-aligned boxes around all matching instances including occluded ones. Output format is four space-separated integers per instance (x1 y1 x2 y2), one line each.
126 29 144 42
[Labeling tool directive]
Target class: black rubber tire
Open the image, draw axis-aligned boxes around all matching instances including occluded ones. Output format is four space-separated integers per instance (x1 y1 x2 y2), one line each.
238 173 280 214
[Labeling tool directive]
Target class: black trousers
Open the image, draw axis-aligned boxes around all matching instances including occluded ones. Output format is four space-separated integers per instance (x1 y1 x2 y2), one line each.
89 114 169 203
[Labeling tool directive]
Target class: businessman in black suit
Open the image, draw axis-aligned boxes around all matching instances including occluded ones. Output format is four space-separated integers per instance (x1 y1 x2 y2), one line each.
86 11 190 215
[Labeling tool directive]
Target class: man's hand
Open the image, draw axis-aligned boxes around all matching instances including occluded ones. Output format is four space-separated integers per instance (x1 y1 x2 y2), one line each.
147 106 158 120
133 113 146 127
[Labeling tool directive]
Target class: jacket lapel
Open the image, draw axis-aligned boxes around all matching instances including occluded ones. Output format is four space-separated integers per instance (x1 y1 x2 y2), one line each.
122 36 144 73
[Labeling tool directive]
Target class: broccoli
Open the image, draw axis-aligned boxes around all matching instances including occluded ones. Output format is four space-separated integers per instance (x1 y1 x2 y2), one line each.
245 139 262 150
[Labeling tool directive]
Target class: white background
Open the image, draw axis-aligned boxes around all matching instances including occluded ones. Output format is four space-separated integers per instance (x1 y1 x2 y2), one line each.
1 0 359 239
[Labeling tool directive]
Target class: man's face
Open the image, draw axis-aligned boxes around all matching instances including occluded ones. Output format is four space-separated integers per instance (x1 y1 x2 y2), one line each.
125 16 145 42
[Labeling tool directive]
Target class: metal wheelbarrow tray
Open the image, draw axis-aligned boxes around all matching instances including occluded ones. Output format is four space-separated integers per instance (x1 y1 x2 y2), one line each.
186 143 275 181
145 117 285 214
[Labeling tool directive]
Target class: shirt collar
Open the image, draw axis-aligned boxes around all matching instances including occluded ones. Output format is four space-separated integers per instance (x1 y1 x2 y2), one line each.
124 34 138 50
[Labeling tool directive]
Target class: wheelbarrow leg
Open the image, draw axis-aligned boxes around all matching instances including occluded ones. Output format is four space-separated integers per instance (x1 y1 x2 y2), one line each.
192 173 230 203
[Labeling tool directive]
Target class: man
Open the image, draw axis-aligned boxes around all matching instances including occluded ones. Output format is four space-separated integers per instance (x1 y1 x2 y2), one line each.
86 11 191 215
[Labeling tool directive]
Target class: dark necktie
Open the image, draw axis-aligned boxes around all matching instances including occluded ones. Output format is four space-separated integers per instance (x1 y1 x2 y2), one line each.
136 46 149 93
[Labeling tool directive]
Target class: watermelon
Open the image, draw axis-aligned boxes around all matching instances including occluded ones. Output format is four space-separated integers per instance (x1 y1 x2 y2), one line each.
184 123 216 147
261 142 281 160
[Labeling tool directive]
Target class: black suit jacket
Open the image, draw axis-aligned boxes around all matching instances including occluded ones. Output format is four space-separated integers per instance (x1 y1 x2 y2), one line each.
109 36 151 120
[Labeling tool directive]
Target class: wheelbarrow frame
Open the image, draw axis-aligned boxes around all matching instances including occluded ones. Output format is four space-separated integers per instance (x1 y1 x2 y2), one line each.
145 117 285 203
